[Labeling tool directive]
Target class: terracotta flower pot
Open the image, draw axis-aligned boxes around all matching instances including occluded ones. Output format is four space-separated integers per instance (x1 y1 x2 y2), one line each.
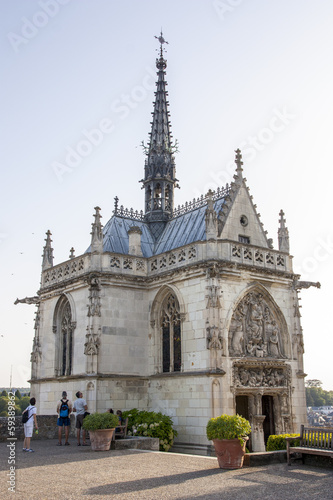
89 428 115 451
213 437 248 469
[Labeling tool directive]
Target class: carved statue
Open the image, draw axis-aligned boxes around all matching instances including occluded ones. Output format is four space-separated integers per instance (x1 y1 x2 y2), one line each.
84 331 100 356
248 303 263 339
293 281 321 290
269 322 282 357
232 322 243 355
207 326 222 350
14 296 40 305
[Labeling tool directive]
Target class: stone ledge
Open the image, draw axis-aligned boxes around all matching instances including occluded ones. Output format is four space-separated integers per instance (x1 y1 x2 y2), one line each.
111 436 159 451
173 443 287 466
0 415 75 441
243 450 287 466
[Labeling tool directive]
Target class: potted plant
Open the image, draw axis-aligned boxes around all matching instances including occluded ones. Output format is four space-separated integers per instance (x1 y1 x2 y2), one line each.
206 414 251 469
83 412 119 451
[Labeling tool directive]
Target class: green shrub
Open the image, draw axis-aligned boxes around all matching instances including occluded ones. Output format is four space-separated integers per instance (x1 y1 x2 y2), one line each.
83 412 119 431
206 414 251 445
266 434 300 451
123 409 178 452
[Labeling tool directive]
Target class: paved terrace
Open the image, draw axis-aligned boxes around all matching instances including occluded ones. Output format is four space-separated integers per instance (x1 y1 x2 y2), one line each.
1 439 332 499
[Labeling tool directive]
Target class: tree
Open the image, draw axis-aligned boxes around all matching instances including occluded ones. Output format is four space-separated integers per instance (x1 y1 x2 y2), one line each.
18 396 30 412
1 390 7 397
306 386 333 407
305 379 322 388
0 397 8 415
15 389 21 399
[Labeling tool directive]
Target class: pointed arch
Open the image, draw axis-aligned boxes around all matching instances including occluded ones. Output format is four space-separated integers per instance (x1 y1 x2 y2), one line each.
53 294 76 376
226 282 290 359
151 285 185 373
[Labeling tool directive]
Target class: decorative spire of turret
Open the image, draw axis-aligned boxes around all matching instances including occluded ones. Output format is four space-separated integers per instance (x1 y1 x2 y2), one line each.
205 190 218 240
234 148 243 182
42 230 54 270
278 209 290 253
141 32 179 241
90 207 103 253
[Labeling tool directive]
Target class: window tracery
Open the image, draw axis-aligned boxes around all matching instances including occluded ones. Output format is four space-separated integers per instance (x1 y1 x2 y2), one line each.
161 293 181 372
60 302 73 376
54 296 74 376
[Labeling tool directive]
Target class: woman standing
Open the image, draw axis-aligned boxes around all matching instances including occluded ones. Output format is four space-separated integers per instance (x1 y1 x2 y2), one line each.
23 397 38 452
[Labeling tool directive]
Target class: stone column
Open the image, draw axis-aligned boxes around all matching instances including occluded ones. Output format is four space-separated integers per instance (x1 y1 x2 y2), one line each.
252 414 266 452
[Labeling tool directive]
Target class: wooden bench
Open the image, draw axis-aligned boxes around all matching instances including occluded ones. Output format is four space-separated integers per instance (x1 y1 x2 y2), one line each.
111 418 128 441
286 425 333 465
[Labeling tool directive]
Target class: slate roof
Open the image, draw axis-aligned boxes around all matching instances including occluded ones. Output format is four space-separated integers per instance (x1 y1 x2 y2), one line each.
98 197 227 258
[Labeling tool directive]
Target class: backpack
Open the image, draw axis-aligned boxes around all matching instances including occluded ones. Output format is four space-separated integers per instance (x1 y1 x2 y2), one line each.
22 407 32 424
59 399 69 418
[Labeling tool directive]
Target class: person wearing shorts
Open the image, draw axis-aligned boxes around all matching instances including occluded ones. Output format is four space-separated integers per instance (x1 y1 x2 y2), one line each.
73 391 88 446
23 397 38 452
56 391 72 446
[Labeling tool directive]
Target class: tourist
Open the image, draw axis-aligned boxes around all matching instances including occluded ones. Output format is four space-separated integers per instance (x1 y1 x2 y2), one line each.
23 397 38 452
73 391 88 446
115 410 123 433
56 391 72 446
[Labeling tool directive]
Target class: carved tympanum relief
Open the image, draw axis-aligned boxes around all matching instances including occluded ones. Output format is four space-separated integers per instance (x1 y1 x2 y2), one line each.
234 365 288 388
229 292 284 358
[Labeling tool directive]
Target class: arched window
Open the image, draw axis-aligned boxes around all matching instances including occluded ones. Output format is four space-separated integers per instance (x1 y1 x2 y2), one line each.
165 185 171 211
146 185 152 211
161 293 181 372
154 183 162 209
54 296 74 376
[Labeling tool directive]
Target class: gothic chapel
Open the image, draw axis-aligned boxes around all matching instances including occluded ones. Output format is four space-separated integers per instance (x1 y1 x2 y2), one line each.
28 37 317 453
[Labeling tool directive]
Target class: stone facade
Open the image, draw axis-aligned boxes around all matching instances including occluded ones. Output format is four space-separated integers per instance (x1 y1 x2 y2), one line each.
24 37 319 454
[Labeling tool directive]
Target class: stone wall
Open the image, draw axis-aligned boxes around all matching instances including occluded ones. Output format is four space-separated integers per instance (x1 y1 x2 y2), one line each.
0 415 75 442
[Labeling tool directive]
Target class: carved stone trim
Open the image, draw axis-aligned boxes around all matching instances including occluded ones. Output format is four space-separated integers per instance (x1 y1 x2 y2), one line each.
84 328 101 356
233 361 291 388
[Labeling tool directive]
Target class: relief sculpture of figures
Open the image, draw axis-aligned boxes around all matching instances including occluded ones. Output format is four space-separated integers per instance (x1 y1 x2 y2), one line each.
269 321 283 357
229 292 284 358
231 316 243 356
235 366 286 388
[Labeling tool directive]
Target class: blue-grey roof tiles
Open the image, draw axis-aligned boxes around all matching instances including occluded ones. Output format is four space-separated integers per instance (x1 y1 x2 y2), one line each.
87 197 226 258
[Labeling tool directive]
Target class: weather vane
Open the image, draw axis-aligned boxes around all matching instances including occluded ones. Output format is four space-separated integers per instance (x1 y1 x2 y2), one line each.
154 30 168 47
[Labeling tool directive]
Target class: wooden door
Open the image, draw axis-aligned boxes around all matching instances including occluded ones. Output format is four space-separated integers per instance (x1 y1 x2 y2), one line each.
262 395 275 444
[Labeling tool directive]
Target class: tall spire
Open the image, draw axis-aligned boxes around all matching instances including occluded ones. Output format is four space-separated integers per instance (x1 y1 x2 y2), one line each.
42 230 54 270
91 206 103 253
278 209 290 253
141 32 178 241
234 148 244 183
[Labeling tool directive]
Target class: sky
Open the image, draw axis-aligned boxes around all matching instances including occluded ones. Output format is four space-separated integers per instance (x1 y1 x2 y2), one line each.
1 0 332 391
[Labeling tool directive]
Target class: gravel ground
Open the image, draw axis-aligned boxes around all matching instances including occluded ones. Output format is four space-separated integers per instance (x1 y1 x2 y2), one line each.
1 439 332 499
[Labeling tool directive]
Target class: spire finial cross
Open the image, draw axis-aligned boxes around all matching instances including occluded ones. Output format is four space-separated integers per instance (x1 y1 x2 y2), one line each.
155 30 168 58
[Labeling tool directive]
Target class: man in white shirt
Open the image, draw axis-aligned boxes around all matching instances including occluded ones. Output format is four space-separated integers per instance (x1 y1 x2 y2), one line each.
23 397 38 452
73 391 88 446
